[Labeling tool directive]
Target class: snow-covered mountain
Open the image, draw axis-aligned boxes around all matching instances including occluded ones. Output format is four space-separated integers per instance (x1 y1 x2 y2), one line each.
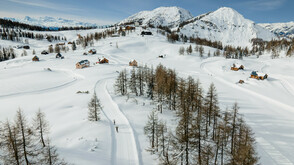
118 6 193 28
179 7 276 47
3 16 97 28
259 22 294 38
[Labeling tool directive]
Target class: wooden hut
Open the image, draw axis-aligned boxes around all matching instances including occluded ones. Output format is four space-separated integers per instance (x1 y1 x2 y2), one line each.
259 74 268 80
99 58 109 64
250 71 268 80
141 31 152 36
76 60 90 69
56 53 62 58
231 64 244 71
126 26 135 30
23 45 30 49
88 49 97 54
32 56 39 61
129 60 138 66
250 71 259 79
41 50 49 55
239 80 245 84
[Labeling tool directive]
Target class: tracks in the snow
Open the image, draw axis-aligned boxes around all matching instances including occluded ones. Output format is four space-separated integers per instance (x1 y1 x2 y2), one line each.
94 77 140 165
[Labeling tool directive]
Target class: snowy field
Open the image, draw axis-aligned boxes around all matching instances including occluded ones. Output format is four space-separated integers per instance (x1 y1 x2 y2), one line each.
1 28 294 165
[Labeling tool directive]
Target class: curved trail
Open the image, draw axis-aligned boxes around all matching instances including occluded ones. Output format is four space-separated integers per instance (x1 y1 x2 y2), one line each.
0 69 80 99
95 78 140 165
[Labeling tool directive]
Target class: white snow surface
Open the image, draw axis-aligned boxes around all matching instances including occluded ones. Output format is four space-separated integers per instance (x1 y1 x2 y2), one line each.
3 16 97 28
118 6 193 28
1 27 294 165
179 7 276 47
259 22 294 38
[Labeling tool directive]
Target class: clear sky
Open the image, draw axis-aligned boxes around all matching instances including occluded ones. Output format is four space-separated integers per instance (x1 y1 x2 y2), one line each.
0 0 293 25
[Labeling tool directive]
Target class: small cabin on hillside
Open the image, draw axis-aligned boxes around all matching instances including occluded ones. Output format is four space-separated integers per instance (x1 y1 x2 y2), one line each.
250 71 268 80
129 60 138 67
231 64 244 71
125 26 135 30
41 50 49 55
158 54 167 58
99 58 109 64
23 45 30 49
250 71 258 79
56 53 64 59
239 80 245 84
141 31 152 36
88 49 97 54
32 56 39 61
76 60 90 69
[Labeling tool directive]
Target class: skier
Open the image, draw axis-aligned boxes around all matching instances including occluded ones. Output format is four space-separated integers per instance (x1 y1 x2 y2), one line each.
113 119 116 125
115 126 119 133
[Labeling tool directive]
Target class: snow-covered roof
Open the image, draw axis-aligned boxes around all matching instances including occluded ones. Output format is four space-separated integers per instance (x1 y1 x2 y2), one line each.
251 71 258 76
78 60 89 65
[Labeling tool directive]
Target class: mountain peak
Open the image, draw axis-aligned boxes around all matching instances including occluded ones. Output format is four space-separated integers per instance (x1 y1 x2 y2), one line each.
118 6 193 28
203 7 250 26
178 7 275 47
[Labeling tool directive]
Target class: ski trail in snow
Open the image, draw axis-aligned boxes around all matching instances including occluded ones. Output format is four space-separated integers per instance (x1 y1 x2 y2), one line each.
0 69 81 99
260 61 294 97
273 75 294 97
95 79 140 165
256 137 293 165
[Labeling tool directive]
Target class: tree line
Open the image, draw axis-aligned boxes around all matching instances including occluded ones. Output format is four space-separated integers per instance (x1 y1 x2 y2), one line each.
0 109 67 165
0 18 96 31
114 64 259 165
251 38 294 58
0 28 66 43
165 29 294 59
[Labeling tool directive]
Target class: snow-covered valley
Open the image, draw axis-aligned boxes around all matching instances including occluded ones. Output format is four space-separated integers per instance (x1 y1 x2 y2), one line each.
0 26 294 165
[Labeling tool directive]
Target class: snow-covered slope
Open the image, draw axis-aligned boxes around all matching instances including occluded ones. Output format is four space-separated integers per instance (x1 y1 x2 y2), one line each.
3 16 97 28
259 22 294 38
1 26 294 165
179 7 276 47
118 6 193 28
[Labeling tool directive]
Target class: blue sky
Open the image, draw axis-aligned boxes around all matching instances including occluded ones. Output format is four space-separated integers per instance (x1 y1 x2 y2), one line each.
0 0 293 24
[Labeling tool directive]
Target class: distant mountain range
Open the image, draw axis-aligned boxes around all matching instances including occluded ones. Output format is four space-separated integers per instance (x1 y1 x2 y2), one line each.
258 22 294 39
3 16 97 28
3 7 294 46
119 6 278 47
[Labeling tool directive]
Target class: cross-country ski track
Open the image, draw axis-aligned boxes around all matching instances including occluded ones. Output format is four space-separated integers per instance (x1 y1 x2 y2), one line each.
95 78 140 165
